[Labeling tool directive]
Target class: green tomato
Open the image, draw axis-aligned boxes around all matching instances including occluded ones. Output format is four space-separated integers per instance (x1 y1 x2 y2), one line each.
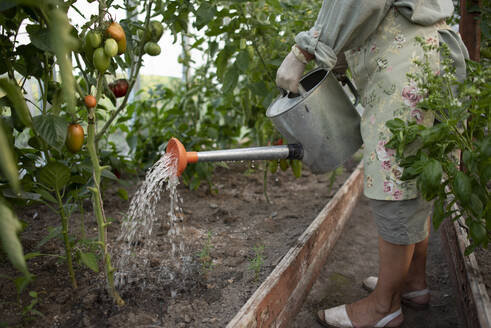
104 38 118 57
149 21 164 41
138 29 150 42
269 160 278 174
86 31 102 48
93 47 110 73
291 160 302 178
144 42 161 56
279 159 289 171
84 39 94 63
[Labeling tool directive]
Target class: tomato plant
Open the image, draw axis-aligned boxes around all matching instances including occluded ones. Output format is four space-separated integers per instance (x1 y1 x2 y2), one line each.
0 0 166 308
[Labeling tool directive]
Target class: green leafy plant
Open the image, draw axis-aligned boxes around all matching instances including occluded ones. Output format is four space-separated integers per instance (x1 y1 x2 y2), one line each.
124 0 320 190
21 291 44 321
385 39 490 253
198 231 214 275
249 244 265 282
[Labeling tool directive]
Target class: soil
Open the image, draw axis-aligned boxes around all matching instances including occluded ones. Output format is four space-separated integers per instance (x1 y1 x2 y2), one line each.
0 157 473 328
0 159 356 328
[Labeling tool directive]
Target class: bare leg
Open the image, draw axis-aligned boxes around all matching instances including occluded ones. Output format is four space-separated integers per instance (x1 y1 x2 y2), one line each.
403 216 431 303
346 236 414 327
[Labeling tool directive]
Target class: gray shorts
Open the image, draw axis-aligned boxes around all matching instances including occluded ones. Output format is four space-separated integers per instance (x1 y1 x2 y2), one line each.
369 197 433 245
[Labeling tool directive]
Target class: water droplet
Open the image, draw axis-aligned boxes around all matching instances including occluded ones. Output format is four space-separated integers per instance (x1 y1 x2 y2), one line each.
113 153 188 288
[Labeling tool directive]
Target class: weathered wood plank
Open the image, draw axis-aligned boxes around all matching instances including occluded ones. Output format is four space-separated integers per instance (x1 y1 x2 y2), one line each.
440 203 491 328
227 163 364 328
460 0 481 61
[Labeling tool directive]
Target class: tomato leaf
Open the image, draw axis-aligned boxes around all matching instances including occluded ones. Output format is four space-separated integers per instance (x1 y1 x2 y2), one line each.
32 115 68 151
79 251 99 273
0 202 29 276
36 226 62 249
235 50 250 73
215 46 234 81
195 3 217 30
0 78 32 128
0 122 19 193
26 25 54 53
38 162 71 193
222 67 239 93
117 188 128 201
34 188 57 204
479 135 491 158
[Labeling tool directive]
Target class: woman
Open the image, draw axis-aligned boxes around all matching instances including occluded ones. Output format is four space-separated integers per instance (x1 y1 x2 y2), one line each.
276 1 468 327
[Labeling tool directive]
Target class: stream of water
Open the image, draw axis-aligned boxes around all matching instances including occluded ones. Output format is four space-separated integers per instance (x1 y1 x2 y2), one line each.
114 153 186 288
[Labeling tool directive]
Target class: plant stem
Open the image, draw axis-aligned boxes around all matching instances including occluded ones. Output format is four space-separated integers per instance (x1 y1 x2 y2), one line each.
77 189 86 240
56 188 77 289
74 53 91 94
87 74 124 306
263 165 271 204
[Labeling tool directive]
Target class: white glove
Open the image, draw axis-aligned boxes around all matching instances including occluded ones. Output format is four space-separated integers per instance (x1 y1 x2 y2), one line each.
275 51 306 94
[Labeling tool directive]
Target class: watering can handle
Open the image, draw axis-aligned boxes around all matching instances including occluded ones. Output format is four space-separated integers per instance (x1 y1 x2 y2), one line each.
338 76 360 107
277 85 304 99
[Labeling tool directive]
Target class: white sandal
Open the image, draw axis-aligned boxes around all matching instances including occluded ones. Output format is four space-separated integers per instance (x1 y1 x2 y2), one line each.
362 276 430 310
316 304 403 328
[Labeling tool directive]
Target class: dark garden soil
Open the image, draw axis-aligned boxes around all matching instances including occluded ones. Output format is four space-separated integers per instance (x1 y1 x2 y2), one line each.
0 157 478 328
0 159 357 328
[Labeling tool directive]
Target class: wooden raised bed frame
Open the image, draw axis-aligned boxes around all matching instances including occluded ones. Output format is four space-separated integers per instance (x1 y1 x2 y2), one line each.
440 207 491 328
227 163 364 328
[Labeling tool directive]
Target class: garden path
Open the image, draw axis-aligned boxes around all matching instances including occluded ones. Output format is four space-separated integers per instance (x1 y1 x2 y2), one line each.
294 195 465 328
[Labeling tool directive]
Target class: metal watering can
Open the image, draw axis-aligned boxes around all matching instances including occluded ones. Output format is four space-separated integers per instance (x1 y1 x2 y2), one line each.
167 68 362 176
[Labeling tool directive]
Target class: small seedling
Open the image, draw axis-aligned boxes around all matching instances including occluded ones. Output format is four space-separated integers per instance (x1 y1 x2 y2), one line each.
22 291 44 321
327 166 344 194
249 245 265 282
198 231 214 275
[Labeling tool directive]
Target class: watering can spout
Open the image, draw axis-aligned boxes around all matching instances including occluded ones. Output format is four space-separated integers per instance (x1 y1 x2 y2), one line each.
166 137 303 176
166 137 198 176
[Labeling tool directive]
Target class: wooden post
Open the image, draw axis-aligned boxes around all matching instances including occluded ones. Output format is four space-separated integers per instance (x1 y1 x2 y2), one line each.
460 0 482 61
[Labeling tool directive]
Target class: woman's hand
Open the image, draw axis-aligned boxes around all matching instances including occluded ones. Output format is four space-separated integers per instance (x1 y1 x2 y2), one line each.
275 51 306 94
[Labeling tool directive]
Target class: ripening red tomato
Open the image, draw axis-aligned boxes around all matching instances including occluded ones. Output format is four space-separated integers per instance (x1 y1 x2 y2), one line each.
109 79 129 98
66 123 84 153
106 22 125 41
84 95 97 108
117 36 126 55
